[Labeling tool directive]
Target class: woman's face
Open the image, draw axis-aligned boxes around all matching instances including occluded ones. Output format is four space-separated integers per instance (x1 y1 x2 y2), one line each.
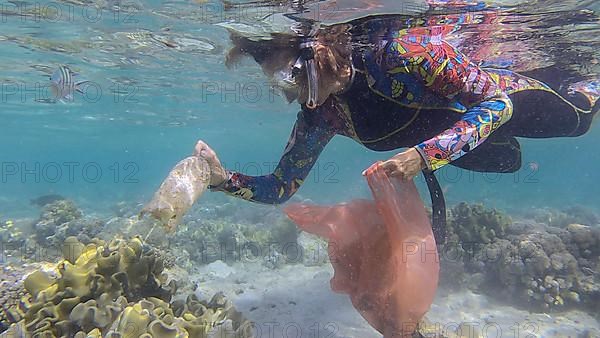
260 49 302 103
298 43 353 107
258 43 351 107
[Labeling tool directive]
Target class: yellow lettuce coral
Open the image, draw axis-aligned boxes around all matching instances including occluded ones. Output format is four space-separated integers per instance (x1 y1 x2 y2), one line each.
1 236 253 338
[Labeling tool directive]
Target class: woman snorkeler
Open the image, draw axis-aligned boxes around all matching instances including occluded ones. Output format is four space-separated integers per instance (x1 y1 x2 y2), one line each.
193 15 599 242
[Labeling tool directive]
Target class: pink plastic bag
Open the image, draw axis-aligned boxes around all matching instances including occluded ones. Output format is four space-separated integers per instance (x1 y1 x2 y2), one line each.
284 164 439 337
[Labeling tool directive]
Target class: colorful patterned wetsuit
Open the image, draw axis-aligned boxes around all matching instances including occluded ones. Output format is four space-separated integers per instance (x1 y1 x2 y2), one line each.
212 19 599 204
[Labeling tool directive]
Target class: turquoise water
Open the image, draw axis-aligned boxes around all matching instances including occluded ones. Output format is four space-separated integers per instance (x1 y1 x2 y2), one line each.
1 1 600 337
0 0 599 218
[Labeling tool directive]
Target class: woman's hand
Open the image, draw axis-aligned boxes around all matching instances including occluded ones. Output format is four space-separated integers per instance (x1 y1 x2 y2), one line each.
362 148 426 180
193 140 228 187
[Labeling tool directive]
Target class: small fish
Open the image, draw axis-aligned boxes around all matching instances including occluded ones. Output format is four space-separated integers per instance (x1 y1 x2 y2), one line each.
30 194 66 207
49 65 89 102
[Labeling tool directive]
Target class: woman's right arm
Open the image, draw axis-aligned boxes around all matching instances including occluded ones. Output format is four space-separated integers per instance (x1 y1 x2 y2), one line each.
210 109 337 204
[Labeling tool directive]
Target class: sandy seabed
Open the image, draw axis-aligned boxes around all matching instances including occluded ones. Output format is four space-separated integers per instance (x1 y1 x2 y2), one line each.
187 260 600 338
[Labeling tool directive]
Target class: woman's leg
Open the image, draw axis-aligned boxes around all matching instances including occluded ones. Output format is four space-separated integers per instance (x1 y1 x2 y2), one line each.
482 68 599 138
450 85 598 173
450 135 522 173
504 88 596 138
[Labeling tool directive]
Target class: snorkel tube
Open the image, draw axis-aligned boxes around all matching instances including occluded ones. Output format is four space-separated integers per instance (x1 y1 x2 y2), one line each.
300 40 319 109
291 21 320 109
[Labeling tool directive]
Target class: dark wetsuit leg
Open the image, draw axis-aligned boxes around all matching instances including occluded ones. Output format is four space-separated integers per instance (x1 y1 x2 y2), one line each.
450 135 522 173
504 90 594 138
451 87 597 173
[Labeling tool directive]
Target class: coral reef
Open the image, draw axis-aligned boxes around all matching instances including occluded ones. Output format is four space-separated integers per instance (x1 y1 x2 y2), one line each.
173 217 300 267
443 202 599 313
449 202 511 244
106 198 322 269
1 203 108 268
110 201 143 218
34 200 82 239
528 205 599 228
0 219 39 268
30 194 67 208
0 220 25 248
33 200 103 248
0 236 253 338
0 266 29 330
295 232 329 267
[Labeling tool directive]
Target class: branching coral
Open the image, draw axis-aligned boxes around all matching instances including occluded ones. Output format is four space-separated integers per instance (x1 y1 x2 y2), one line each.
449 202 511 244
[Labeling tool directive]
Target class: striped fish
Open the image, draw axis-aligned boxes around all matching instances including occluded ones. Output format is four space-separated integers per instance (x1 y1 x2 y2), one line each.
49 65 89 102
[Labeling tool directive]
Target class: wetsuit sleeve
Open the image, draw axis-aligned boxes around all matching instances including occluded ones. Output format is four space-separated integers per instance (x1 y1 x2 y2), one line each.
414 95 514 171
211 110 336 204
379 29 516 171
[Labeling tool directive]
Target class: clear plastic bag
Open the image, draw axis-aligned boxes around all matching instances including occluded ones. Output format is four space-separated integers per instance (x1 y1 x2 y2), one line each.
284 163 439 337
140 156 210 232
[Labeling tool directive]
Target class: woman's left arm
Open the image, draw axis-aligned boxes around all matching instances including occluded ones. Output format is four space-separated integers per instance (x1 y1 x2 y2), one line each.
371 95 513 179
378 32 516 175
414 95 513 171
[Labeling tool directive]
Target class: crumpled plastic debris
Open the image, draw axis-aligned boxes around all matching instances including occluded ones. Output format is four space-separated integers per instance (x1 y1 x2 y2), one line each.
140 156 210 232
284 163 439 337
